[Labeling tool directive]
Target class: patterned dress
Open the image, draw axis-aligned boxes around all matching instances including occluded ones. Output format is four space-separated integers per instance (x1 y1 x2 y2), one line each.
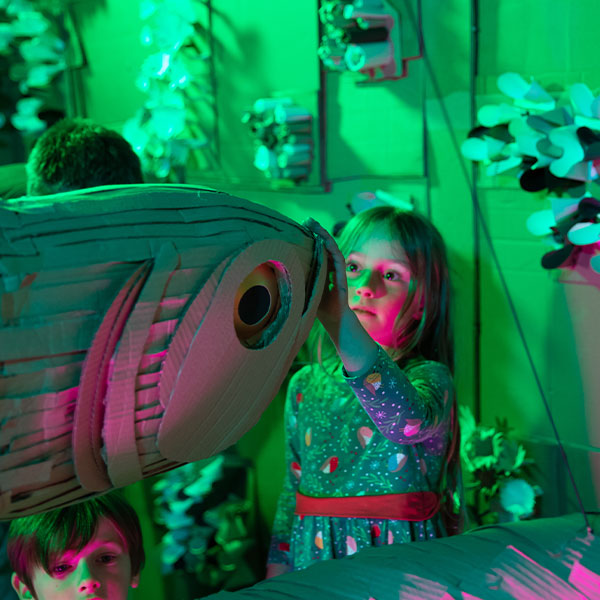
267 346 454 572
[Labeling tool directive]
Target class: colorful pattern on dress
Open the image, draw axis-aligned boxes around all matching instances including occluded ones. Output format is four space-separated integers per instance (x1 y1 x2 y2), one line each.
268 346 454 571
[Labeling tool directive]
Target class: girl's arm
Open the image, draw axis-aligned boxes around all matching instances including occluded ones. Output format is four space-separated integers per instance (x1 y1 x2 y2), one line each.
304 219 379 375
304 219 452 444
265 370 304 577
344 346 453 444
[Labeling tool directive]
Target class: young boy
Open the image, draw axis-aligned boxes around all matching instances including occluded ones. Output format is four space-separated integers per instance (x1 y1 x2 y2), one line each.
25 117 144 196
8 493 144 600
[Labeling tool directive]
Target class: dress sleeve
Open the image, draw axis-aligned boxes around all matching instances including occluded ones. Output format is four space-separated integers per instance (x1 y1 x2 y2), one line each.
343 346 453 445
266 370 303 567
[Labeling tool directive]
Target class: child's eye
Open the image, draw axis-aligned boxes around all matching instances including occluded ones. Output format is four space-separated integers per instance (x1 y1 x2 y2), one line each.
52 564 72 575
384 271 401 281
98 554 117 565
346 262 359 273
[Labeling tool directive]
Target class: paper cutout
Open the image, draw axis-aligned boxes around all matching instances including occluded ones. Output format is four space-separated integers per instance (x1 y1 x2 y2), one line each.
0 183 326 518
243 98 313 183
317 0 420 82
462 73 600 271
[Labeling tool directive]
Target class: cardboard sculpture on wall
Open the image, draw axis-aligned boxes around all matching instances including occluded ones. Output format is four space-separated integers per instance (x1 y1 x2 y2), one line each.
0 184 326 519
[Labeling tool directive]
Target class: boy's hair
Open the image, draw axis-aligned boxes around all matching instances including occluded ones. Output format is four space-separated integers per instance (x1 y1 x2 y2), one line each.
315 207 454 373
7 493 145 597
26 118 143 196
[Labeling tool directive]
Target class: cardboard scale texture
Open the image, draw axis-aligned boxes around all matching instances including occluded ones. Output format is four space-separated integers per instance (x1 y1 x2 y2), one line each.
0 184 326 519
203 513 600 600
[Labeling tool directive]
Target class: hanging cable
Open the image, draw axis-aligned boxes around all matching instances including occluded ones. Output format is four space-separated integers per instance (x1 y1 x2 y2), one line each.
390 0 592 533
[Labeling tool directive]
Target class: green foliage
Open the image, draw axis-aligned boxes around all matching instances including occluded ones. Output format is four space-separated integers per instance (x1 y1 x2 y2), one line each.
459 406 541 525
0 0 70 135
152 449 259 596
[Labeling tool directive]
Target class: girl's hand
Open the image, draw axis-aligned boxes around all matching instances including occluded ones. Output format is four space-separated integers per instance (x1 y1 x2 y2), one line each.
303 218 352 333
303 218 379 374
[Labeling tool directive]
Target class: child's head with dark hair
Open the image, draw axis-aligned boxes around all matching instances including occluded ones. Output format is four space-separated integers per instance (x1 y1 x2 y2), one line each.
8 493 144 600
26 118 143 196
337 206 454 372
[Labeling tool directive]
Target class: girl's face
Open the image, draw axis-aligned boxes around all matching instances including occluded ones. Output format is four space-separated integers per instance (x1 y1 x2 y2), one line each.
346 230 418 349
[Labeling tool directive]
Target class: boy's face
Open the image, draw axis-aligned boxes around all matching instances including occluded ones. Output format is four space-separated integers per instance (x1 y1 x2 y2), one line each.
12 517 139 600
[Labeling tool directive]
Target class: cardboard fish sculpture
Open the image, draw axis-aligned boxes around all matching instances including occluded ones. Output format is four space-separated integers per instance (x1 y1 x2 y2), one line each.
0 184 326 519
203 513 600 600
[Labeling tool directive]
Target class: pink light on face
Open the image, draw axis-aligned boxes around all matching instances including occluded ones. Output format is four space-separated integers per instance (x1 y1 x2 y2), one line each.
29 518 138 600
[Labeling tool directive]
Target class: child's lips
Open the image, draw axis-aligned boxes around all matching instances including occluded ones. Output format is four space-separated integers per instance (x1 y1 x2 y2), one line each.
353 306 376 316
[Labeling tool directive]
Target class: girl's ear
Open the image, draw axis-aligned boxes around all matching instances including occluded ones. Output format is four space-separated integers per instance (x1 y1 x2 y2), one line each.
131 573 140 589
11 573 33 600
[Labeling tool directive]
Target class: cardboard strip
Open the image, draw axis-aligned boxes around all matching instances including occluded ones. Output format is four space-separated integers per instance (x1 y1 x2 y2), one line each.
0 458 55 489
0 315 101 361
0 386 77 418
291 237 326 357
136 371 162 389
141 317 179 355
9 458 73 496
0 431 70 471
104 242 179 489
2 277 127 323
12 482 92 515
158 239 310 462
0 407 73 446
132 388 159 411
134 404 163 424
73 262 151 492
1 353 83 376
138 349 168 373
11 422 72 452
135 415 161 439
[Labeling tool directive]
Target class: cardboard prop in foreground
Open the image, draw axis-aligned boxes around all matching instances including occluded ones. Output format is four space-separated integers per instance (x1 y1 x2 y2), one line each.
0 184 326 519
204 513 599 600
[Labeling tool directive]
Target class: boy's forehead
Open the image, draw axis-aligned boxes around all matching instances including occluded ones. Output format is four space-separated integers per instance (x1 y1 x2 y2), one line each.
58 517 125 559
94 517 126 545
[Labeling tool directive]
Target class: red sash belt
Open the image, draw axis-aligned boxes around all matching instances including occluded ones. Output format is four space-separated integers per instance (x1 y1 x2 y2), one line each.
294 491 440 522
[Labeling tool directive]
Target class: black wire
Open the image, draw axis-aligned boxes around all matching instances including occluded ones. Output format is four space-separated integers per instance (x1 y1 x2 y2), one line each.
389 0 591 533
470 1 482 425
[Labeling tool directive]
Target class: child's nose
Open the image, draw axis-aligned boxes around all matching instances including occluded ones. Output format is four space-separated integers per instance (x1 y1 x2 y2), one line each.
356 271 382 297
78 562 101 594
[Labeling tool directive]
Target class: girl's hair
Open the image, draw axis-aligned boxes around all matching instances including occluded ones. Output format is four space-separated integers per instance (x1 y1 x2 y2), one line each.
7 492 145 597
312 207 454 373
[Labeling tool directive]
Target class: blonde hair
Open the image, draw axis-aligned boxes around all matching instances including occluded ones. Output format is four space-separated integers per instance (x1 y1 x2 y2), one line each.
312 207 453 373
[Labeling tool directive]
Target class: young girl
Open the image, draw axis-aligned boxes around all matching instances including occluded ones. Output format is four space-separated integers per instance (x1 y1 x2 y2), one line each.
266 207 462 577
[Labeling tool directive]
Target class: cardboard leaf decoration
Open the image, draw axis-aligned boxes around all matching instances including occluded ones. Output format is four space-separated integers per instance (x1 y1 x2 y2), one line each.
461 73 600 271
0 183 326 518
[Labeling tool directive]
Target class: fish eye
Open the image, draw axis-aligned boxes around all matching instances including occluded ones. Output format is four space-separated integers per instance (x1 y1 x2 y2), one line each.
234 262 281 346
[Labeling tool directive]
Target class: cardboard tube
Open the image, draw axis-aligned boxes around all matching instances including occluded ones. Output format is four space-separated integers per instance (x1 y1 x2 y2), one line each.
344 41 392 71
253 97 292 113
277 152 311 168
274 105 311 124
254 145 277 171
